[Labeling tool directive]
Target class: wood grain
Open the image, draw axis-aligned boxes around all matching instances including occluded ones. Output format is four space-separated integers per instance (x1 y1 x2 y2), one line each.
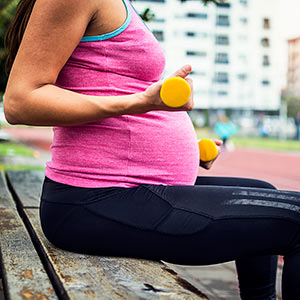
0 208 58 300
0 172 15 209
6 170 44 208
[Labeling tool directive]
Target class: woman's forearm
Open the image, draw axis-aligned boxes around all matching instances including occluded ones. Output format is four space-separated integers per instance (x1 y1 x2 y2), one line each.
4 65 193 127
4 83 149 126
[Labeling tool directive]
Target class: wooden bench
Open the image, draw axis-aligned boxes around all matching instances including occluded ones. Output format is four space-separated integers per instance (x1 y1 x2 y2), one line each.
0 170 209 300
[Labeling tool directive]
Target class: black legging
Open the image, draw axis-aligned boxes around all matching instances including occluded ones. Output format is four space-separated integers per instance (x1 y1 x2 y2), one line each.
40 176 300 300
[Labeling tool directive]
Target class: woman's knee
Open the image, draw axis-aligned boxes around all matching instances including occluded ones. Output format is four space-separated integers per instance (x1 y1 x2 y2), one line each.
248 178 277 190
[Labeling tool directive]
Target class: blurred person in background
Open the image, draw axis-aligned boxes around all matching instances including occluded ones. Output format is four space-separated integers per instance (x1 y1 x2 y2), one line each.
214 115 237 151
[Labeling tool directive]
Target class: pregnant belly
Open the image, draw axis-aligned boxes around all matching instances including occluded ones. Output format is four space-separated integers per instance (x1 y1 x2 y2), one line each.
127 111 199 185
50 111 199 186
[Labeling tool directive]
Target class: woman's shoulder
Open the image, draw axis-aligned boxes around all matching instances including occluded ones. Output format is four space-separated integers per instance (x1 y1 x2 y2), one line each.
30 0 98 29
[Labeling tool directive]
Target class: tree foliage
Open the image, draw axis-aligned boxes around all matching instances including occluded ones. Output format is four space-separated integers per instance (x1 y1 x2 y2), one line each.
0 0 18 98
283 95 300 119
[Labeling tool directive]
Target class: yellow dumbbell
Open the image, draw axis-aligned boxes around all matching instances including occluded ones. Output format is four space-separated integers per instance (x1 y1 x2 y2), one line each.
198 139 218 162
160 77 191 108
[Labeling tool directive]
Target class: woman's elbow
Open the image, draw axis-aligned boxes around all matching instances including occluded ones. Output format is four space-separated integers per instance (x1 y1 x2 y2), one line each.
3 93 26 125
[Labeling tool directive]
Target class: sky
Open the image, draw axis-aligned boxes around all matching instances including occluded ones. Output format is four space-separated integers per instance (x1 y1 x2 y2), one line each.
279 0 300 40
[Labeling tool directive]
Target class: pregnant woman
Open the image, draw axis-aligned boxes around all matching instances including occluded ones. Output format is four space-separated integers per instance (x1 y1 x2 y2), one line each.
4 1 300 299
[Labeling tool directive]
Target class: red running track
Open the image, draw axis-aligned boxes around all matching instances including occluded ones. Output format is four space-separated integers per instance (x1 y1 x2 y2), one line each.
199 147 300 192
4 126 53 153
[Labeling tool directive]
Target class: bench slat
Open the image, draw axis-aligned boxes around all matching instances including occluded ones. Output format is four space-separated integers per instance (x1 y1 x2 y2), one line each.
6 170 44 208
25 208 208 300
164 262 240 300
0 172 15 209
0 208 58 300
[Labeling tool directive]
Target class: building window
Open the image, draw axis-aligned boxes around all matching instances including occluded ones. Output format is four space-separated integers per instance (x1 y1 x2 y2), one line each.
263 55 270 66
240 17 248 24
215 53 229 64
186 32 196 37
217 3 231 8
215 35 229 45
263 18 270 29
214 72 229 83
190 71 206 76
217 90 228 96
261 38 270 47
186 50 207 57
237 73 247 80
152 18 165 23
186 32 208 38
239 0 248 6
187 12 208 19
216 15 230 26
262 80 270 86
291 51 298 60
153 30 164 42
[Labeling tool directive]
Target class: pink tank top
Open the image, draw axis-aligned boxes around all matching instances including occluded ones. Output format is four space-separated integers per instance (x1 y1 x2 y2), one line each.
45 0 199 187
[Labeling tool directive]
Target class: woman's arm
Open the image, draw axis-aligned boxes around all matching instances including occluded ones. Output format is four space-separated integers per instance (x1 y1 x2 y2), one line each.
4 0 194 127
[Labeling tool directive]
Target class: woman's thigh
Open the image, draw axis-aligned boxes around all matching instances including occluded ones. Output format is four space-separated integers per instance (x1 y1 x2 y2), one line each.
40 178 300 265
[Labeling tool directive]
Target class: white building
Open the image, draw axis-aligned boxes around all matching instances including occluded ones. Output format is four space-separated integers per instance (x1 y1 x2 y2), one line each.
133 0 282 114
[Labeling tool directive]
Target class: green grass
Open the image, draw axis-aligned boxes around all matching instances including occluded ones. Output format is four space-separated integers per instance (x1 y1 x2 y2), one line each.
0 164 45 171
195 127 300 152
0 141 35 157
231 136 300 152
0 141 45 171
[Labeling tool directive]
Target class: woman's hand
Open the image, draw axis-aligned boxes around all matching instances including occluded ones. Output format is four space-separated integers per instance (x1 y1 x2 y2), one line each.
199 139 223 170
142 65 194 112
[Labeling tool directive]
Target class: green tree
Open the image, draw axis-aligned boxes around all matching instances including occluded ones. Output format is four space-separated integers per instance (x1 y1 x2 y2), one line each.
0 0 18 99
283 95 300 119
0 0 226 98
